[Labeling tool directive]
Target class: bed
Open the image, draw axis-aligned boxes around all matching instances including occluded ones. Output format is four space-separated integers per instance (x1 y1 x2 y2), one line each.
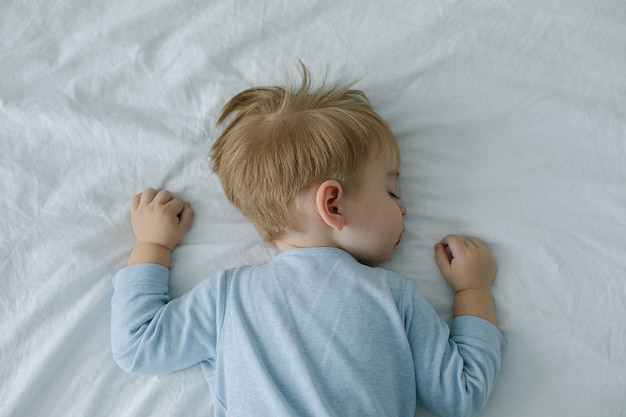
1 0 625 416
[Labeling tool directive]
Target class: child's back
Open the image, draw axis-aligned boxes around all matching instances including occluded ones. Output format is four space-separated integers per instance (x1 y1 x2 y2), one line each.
113 247 504 417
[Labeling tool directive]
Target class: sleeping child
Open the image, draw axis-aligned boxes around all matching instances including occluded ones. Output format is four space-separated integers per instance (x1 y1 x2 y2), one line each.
111 66 505 417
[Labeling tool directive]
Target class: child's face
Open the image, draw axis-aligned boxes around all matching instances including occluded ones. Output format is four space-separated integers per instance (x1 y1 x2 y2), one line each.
341 151 406 266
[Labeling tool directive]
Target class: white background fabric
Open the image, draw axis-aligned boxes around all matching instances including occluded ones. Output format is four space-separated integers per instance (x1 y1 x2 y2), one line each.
1 1 625 416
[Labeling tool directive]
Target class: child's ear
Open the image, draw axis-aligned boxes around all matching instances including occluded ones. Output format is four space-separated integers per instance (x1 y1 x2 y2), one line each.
315 180 344 231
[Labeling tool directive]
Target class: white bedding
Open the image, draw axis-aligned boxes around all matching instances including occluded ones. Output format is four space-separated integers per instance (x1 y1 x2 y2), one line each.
1 0 625 416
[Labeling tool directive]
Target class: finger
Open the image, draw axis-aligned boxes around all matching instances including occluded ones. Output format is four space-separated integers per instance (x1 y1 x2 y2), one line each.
140 188 157 205
178 203 195 231
164 198 184 216
154 189 173 204
440 235 465 255
434 243 452 275
467 238 485 249
131 193 141 211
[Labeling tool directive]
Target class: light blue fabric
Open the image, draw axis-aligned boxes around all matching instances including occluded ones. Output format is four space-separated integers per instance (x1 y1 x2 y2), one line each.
111 247 505 417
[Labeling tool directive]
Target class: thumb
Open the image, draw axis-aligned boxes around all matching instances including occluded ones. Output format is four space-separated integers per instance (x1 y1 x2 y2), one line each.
179 203 195 232
434 243 451 277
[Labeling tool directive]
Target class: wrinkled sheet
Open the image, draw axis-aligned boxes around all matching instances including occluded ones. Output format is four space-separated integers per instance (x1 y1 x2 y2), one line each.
1 1 625 416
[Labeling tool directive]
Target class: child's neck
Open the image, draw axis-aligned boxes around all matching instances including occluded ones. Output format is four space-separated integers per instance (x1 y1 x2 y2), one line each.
274 231 338 254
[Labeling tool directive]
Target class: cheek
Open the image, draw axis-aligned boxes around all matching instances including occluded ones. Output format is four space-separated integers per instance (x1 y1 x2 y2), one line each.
376 203 403 234
387 201 404 221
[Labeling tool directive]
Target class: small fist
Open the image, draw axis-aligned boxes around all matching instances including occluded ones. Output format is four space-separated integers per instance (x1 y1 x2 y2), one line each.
130 188 195 250
434 235 496 293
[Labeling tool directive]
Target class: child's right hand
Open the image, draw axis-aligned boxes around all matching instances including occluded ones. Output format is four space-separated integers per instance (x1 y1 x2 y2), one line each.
127 188 194 267
131 188 194 250
434 235 496 293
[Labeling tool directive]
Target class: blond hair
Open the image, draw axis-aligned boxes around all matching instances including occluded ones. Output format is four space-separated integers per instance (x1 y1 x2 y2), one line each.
210 67 399 242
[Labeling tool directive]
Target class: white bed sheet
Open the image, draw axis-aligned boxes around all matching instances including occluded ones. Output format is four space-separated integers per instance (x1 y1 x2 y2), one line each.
1 0 625 416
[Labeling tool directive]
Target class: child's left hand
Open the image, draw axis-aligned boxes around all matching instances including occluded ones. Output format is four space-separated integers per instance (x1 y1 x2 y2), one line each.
131 188 195 251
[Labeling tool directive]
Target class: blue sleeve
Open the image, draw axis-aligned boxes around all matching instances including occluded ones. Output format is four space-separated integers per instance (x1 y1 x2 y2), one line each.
110 263 223 375
403 281 506 417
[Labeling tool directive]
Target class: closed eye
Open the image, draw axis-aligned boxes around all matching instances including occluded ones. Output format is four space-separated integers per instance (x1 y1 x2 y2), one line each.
389 192 400 199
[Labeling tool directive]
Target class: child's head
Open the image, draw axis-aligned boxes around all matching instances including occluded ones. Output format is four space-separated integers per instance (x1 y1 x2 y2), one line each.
210 66 400 243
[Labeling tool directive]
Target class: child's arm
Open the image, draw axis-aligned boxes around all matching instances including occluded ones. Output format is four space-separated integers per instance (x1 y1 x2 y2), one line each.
111 263 223 374
111 189 221 375
405 236 503 417
434 235 496 325
127 188 195 267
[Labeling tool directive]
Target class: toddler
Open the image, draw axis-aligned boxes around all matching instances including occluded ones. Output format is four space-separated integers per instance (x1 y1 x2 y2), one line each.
111 67 505 417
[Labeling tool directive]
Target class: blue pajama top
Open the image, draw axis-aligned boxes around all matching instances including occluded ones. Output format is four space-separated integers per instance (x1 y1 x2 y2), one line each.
111 247 505 417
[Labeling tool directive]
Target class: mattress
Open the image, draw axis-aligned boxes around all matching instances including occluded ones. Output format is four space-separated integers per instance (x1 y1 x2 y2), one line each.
1 0 625 416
